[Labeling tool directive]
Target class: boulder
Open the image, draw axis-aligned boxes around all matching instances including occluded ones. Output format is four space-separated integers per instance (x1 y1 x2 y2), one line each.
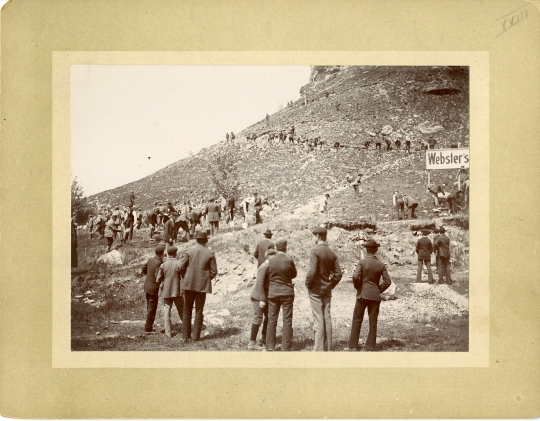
97 250 125 265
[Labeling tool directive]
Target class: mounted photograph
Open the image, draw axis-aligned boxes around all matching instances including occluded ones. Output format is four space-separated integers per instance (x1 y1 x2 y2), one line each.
69 64 470 353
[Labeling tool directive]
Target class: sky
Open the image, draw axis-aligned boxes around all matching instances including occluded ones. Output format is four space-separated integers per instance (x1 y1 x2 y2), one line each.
72 65 311 196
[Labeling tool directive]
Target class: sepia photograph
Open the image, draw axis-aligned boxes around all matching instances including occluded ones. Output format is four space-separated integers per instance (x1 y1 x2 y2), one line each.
70 64 470 353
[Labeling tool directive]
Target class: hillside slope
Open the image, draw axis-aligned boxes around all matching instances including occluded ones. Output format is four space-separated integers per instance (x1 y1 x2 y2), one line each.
89 66 469 220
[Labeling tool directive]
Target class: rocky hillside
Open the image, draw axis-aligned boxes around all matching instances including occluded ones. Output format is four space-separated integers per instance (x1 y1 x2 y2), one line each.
89 66 469 221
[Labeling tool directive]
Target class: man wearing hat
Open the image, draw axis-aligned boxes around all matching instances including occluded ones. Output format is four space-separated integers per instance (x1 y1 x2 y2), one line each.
141 244 165 334
188 207 204 237
416 229 434 283
178 231 218 341
346 239 392 351
174 211 191 242
264 238 297 351
156 246 184 337
204 198 221 236
163 211 177 252
249 248 278 350
254 229 274 268
305 226 343 351
433 227 452 284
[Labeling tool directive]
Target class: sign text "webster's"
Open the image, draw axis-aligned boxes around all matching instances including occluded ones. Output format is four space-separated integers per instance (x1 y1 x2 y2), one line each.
426 148 469 170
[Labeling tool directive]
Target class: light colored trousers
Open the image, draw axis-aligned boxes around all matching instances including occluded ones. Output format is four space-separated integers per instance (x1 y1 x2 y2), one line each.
163 296 184 335
309 293 333 351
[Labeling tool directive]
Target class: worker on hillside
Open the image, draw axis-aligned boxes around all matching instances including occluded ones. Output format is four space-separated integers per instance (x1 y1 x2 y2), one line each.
226 133 229 142
427 183 446 206
253 192 263 224
141 243 165 334
306 227 343 351
428 137 437 149
402 194 418 219
416 229 434 284
204 198 221 236
345 238 391 351
351 173 363 195
254 229 274 268
156 246 184 338
188 207 204 237
266 113 270 125
163 211 177 252
179 231 218 342
404 136 411 155
384 137 391 151
446 189 463 214
227 196 235 222
392 190 405 220
230 132 235 140
147 209 159 240
319 193 330 214
249 248 277 350
104 216 122 252
264 238 297 351
433 227 452 285
375 136 382 150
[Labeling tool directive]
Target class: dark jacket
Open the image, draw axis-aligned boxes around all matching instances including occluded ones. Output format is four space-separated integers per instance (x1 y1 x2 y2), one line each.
252 258 270 301
403 195 418 208
434 234 451 259
178 243 217 294
265 252 297 298
416 236 433 260
163 219 176 243
189 209 203 224
254 238 274 267
205 202 221 222
254 196 263 210
305 243 342 296
142 255 164 295
352 254 391 301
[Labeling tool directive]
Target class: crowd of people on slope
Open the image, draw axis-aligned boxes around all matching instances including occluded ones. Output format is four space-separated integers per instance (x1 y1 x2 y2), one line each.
140 221 456 351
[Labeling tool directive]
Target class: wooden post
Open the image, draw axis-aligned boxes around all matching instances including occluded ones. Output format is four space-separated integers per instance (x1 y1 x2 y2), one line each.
458 171 461 190
427 170 431 185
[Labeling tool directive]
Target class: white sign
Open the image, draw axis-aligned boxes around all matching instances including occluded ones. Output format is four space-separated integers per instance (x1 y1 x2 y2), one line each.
426 148 469 170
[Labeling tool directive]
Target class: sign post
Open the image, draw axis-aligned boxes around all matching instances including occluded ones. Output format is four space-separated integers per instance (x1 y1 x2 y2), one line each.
425 148 470 171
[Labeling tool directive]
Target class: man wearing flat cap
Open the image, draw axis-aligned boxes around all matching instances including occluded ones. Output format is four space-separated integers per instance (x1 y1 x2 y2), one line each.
254 229 274 268
179 231 218 341
416 229 434 283
305 226 342 351
433 227 452 284
346 238 392 351
141 244 165 334
156 246 184 337
264 238 297 351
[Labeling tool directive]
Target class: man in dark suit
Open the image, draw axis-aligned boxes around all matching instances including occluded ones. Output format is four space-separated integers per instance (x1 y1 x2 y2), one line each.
204 198 221 236
346 239 392 351
305 227 342 351
263 238 297 351
434 227 452 284
416 229 434 283
141 244 165 334
254 229 274 267
179 231 218 341
163 211 177 252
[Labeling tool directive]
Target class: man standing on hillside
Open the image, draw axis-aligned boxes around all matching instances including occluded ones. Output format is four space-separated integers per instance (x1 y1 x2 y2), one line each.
416 229 434 284
230 132 235 141
227 196 235 223
253 192 263 224
249 248 277 350
204 198 221 236
266 113 270 125
226 133 229 142
179 231 218 342
264 238 297 351
163 211 177 252
254 229 274 267
345 239 391 351
156 246 184 338
405 136 411 155
147 209 158 240
305 227 342 351
319 193 330 214
141 244 165 334
392 190 405 220
433 227 452 284
402 194 418 219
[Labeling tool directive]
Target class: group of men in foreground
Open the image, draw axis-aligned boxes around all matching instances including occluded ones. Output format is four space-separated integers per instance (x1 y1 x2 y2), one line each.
141 226 399 351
